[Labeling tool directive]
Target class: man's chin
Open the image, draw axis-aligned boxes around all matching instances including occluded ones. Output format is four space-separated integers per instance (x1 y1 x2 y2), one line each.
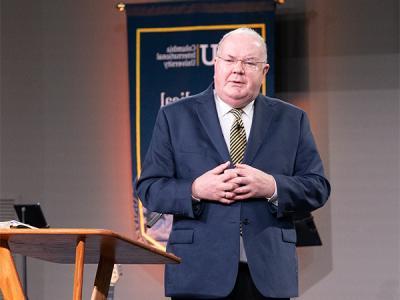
220 92 253 107
224 89 246 99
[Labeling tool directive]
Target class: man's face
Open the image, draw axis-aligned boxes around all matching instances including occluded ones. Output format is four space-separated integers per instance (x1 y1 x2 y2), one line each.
214 33 269 108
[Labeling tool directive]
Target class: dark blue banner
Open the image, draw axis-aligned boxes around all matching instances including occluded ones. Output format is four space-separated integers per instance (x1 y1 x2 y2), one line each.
126 0 276 249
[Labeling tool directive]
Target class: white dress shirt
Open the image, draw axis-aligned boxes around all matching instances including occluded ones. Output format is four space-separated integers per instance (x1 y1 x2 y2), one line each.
214 91 278 262
214 92 254 146
214 91 277 201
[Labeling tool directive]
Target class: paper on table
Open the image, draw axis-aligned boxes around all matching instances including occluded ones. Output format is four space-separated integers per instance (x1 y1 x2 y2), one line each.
0 220 37 229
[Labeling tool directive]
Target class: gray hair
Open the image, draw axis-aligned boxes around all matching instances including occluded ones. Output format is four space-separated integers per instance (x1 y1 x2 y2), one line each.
216 27 268 63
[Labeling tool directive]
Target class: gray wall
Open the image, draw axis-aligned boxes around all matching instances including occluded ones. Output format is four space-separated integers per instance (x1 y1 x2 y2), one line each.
1 0 399 299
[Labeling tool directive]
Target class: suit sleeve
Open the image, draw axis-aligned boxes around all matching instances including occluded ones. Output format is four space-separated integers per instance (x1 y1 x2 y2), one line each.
273 112 331 218
135 109 199 219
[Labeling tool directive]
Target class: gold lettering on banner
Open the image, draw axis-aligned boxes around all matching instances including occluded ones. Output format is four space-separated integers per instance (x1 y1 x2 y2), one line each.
160 91 191 107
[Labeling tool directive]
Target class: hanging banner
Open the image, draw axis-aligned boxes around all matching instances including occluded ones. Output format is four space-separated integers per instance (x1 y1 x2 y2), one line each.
125 0 277 250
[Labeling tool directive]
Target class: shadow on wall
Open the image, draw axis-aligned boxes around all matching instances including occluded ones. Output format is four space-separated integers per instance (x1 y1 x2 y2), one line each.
276 12 309 94
275 10 333 295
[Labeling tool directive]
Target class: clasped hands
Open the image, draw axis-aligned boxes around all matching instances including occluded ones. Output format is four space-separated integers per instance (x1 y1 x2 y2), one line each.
191 161 276 204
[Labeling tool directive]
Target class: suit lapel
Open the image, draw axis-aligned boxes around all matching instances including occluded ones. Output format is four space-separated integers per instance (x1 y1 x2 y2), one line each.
243 95 276 165
195 87 230 163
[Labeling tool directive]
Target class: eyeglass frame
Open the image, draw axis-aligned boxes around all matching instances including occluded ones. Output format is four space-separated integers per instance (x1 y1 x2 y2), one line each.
216 55 267 71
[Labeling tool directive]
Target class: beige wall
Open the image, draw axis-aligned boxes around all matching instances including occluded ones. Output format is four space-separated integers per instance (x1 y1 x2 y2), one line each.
280 1 399 300
1 0 399 299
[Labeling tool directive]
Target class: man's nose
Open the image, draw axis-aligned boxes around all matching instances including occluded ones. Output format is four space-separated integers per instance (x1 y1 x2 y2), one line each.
232 60 245 74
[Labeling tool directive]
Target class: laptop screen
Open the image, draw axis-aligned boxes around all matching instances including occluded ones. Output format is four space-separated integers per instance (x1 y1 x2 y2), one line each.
14 204 49 228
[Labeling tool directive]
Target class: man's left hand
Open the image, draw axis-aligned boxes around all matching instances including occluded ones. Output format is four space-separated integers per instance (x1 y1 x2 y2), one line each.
226 164 276 200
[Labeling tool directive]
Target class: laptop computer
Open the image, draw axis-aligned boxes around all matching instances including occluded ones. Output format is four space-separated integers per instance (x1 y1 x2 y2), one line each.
14 203 49 228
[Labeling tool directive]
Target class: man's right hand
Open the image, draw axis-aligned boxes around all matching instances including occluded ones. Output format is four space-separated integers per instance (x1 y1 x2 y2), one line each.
191 161 239 204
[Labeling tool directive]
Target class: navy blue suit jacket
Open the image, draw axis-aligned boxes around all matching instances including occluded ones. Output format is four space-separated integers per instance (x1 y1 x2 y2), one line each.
136 85 330 298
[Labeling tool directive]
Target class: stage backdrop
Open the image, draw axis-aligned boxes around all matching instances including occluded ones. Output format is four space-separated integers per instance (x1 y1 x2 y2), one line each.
125 0 276 250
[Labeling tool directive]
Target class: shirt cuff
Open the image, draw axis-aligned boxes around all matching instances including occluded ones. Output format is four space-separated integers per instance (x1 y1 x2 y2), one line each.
191 195 201 202
266 177 278 206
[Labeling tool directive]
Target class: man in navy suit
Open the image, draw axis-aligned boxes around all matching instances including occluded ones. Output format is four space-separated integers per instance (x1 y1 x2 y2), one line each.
136 28 330 299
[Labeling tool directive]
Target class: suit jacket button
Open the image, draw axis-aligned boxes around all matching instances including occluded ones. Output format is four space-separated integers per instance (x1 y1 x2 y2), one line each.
243 219 249 225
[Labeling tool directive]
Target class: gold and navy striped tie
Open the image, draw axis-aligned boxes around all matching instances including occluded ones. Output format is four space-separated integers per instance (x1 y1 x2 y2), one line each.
229 108 247 165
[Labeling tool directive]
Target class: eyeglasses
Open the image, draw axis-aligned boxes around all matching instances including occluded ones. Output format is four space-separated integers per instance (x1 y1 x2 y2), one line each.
217 55 266 71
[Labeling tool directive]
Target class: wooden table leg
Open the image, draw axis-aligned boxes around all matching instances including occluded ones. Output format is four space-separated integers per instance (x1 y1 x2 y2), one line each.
0 239 26 300
73 237 85 300
90 255 114 300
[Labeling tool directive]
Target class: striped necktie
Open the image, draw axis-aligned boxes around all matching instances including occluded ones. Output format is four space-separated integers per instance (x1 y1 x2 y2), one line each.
229 108 247 165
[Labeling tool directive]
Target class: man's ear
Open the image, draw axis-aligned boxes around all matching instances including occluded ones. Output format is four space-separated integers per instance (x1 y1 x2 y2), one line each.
263 64 270 76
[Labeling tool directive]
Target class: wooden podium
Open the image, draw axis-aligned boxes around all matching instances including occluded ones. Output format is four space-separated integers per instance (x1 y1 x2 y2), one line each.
0 229 180 300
